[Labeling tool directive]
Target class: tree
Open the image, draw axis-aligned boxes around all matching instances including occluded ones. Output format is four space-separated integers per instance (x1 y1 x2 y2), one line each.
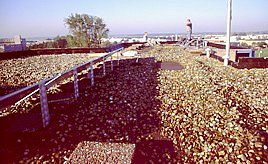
54 36 68 48
252 42 267 48
101 40 113 47
240 42 249 48
65 13 109 48
257 42 267 48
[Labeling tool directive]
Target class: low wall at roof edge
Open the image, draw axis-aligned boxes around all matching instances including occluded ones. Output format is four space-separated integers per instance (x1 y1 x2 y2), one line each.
235 57 268 69
207 42 247 49
208 53 268 69
206 41 268 69
0 47 106 60
0 41 177 60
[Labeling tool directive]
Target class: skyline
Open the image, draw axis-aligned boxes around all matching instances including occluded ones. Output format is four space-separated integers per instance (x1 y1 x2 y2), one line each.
0 0 268 38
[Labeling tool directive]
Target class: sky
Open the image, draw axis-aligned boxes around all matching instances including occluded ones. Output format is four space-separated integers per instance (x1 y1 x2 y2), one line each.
0 0 268 38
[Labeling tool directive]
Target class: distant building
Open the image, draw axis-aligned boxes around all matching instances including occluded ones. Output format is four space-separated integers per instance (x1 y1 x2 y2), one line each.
0 35 27 52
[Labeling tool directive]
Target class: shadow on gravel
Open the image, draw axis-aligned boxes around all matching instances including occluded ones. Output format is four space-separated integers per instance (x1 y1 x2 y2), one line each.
0 57 178 163
0 85 28 97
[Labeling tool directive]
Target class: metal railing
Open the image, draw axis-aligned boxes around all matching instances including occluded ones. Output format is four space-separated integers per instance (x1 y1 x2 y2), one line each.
0 47 123 127
180 37 207 48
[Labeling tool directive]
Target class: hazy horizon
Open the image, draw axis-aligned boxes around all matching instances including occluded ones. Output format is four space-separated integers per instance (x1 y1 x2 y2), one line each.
1 0 268 38
0 31 265 41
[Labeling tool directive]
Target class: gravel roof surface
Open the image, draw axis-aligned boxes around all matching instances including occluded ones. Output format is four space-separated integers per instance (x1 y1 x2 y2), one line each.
0 54 97 96
0 45 267 163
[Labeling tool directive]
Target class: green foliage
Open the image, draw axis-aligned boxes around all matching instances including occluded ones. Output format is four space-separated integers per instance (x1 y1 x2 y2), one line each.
255 48 268 57
65 13 109 48
46 42 54 48
28 36 68 49
252 42 267 48
101 40 113 47
54 36 68 48
240 42 249 48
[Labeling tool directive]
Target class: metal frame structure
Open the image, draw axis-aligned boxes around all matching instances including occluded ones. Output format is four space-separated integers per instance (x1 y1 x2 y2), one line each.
0 47 123 127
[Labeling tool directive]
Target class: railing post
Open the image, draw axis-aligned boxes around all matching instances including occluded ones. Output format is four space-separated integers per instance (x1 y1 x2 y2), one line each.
39 80 50 128
203 40 208 47
110 55 113 71
205 48 211 58
103 57 106 76
73 69 79 99
117 52 120 66
87 61 94 86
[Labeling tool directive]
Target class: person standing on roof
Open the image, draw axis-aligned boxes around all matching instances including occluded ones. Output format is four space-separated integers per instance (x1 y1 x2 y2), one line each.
186 19 192 40
143 32 148 42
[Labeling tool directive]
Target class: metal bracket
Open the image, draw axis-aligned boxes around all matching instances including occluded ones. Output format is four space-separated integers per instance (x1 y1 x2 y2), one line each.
73 69 79 99
88 61 94 86
117 52 120 66
39 81 50 127
110 55 113 71
103 57 106 76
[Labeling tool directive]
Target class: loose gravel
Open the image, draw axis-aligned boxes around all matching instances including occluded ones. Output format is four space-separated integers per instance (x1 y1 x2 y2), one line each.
0 45 267 163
